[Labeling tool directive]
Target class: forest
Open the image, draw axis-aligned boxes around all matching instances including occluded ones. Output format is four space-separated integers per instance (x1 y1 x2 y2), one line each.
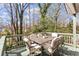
0 3 79 36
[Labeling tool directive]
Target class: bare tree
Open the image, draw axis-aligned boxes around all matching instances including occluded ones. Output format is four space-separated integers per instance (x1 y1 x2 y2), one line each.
33 4 35 26
4 3 29 40
53 4 61 32
28 4 31 30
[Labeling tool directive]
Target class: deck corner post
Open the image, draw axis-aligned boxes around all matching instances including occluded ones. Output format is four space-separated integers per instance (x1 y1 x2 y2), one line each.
72 15 77 51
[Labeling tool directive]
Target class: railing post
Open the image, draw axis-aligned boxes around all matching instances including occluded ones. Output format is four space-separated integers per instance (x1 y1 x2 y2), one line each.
73 16 76 51
0 36 6 56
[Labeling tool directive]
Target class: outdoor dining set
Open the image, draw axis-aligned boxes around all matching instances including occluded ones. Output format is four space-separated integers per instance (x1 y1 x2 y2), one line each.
21 33 64 56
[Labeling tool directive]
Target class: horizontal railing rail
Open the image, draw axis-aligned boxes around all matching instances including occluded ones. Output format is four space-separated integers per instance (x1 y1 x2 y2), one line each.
0 34 28 37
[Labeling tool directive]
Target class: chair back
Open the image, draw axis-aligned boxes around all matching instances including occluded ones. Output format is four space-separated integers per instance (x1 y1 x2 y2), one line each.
58 36 64 44
50 36 61 49
51 33 58 38
23 37 31 46
37 33 43 37
23 37 29 42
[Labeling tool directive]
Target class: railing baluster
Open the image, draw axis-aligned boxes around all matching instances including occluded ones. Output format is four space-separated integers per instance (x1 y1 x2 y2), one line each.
68 35 69 43
58 33 74 46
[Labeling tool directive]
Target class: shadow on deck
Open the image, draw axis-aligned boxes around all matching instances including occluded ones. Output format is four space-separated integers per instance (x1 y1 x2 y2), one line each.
37 45 79 56
3 45 79 56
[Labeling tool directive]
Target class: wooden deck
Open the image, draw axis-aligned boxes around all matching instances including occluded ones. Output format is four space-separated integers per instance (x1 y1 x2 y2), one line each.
59 45 79 56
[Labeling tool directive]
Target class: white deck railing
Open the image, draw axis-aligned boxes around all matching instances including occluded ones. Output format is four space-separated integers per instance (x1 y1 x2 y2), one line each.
58 33 79 47
4 33 79 47
47 32 79 47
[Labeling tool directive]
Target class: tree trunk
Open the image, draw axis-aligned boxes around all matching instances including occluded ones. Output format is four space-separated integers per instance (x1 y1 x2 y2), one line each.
19 10 23 41
10 4 16 34
29 4 31 30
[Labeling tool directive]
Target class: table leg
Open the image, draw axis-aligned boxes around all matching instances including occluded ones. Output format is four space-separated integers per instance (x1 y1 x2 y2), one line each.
41 46 43 56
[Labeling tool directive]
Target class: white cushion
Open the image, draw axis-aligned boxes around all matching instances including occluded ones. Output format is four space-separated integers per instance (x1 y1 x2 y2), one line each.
23 37 29 42
35 51 41 54
31 43 38 47
51 33 58 38
43 36 45 38
34 45 41 49
48 47 52 53
50 37 57 47
21 49 30 56
37 33 42 37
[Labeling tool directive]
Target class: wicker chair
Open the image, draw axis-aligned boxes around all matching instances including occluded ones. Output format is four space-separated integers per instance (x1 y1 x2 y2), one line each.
23 37 41 56
43 36 63 55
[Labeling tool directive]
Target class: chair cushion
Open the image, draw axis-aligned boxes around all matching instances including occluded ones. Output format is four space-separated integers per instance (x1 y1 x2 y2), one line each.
34 45 41 49
50 37 58 47
31 43 38 47
23 37 29 42
30 45 41 54
43 36 61 51
37 33 42 37
51 33 58 38
48 47 52 53
21 50 30 56
43 43 55 54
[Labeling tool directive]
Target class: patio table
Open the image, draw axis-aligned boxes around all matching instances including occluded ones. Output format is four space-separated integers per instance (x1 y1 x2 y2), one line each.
29 36 53 45
29 36 54 55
